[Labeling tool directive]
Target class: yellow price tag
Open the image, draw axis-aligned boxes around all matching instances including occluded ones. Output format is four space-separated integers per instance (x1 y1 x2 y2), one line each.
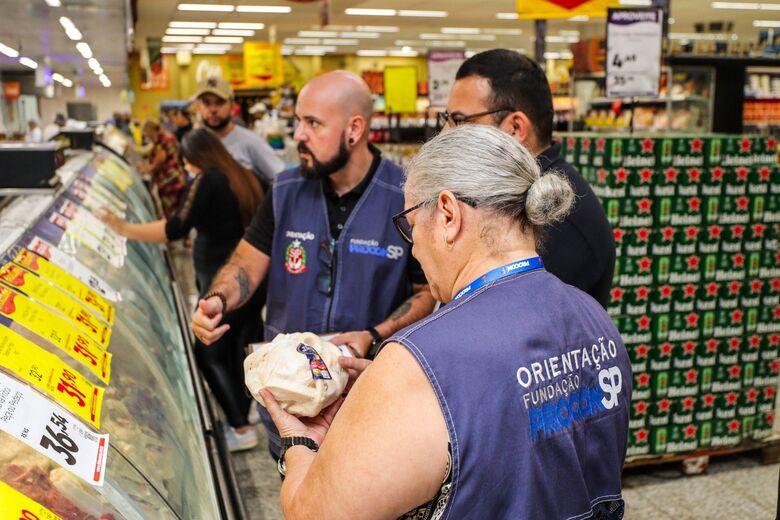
0 482 63 520
0 264 112 347
96 160 132 190
13 249 115 325
0 325 103 428
0 287 111 383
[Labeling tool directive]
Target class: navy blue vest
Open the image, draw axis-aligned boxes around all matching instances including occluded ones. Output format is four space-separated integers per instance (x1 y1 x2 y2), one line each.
391 269 631 519
265 159 413 340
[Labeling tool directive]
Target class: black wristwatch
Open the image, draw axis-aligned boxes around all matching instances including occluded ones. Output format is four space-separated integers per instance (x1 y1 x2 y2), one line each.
365 326 383 360
278 436 319 477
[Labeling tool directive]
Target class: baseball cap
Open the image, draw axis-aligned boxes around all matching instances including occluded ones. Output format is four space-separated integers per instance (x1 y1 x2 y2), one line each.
194 76 233 101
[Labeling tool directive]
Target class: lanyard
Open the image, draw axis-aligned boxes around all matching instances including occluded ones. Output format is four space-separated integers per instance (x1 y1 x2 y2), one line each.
452 256 544 301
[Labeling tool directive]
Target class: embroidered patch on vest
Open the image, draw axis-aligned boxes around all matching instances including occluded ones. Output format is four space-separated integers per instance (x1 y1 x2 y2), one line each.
284 239 308 274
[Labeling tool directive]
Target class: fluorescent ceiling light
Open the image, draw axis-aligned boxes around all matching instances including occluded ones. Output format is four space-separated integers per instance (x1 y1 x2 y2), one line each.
0 42 19 58
544 51 573 59
212 29 254 36
323 39 359 45
218 22 264 29
496 12 519 19
170 21 217 28
59 16 82 40
619 0 651 5
420 33 458 40
19 57 38 69
299 31 338 37
569 15 589 21
669 32 732 40
45 0 62 6
161 44 195 53
754 19 780 26
196 44 232 50
235 4 291 12
52 72 64 82
390 49 418 57
357 50 387 56
560 30 580 36
284 38 320 44
356 25 399 32
341 31 380 38
311 25 353 31
430 40 465 47
178 3 235 12
193 48 228 54
299 45 337 52
204 36 243 43
464 35 497 41
163 35 204 42
88 57 100 69
484 28 523 35
61 78 73 87
395 40 425 46
76 42 92 58
345 8 396 16
100 76 111 87
281 47 293 55
441 27 480 34
711 1 780 7
93 67 104 75
545 35 579 43
295 49 326 55
167 28 210 35
399 10 447 17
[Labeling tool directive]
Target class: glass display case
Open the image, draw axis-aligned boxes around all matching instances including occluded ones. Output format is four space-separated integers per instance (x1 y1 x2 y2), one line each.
0 144 240 518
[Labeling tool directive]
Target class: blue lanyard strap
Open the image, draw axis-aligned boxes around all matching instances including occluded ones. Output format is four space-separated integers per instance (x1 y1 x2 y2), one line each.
452 256 544 301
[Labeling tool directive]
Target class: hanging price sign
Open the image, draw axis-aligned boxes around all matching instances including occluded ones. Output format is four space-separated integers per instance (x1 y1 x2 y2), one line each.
606 8 663 98
0 372 108 484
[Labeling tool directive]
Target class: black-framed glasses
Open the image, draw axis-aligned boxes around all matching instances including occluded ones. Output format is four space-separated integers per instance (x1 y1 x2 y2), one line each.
316 239 335 295
437 108 513 128
392 196 478 245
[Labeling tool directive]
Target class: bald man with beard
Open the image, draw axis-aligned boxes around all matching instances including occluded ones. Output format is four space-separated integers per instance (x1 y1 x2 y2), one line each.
191 71 435 459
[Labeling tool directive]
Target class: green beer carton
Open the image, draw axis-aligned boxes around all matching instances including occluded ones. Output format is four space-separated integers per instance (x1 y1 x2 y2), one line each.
723 166 749 197
630 167 654 198
748 251 762 279
619 197 654 228
759 250 780 280
651 283 674 314
712 365 743 393
699 224 721 254
718 195 751 225
623 137 657 168
753 411 775 441
698 338 720 371
678 166 702 197
607 286 624 317
757 385 776 415
713 308 745 339
619 256 653 287
673 341 697 370
612 227 626 257
717 336 742 366
720 223 746 254
625 285 650 316
651 426 669 454
625 227 651 258
749 165 772 196
670 254 702 285
663 136 707 168
592 167 629 199
627 343 651 374
744 222 767 252
669 312 701 343
738 388 759 419
633 371 652 400
754 359 780 388
653 255 671 285
715 391 740 421
718 280 742 310
762 278 780 308
666 422 700 453
741 279 763 309
757 305 780 335
703 254 718 282
672 283 698 313
751 194 766 222
649 340 674 372
742 334 761 364
701 165 725 198
697 281 720 312
721 135 777 167
619 314 653 345
627 427 651 457
715 251 746 283
674 226 700 256
696 393 717 423
656 196 673 226
652 226 675 257
649 397 673 426
668 369 700 398
629 397 650 429
711 417 742 448
765 193 780 223
654 167 679 198
760 332 780 362
671 197 703 227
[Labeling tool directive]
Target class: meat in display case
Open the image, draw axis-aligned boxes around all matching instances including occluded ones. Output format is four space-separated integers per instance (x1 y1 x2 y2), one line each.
0 145 241 518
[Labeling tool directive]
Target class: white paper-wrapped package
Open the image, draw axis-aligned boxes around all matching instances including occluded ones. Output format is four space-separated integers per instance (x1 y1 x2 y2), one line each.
244 332 349 417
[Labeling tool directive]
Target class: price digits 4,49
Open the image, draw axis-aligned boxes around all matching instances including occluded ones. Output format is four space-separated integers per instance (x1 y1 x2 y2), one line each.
39 412 79 466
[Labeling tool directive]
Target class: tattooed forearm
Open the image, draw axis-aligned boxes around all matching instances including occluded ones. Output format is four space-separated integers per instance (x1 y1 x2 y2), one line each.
388 293 421 321
376 289 434 338
236 266 251 306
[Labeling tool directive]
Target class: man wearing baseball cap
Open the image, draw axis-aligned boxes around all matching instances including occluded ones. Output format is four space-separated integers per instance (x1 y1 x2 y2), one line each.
195 76 284 185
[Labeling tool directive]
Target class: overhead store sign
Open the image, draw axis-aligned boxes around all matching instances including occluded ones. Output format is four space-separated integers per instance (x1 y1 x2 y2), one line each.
384 66 418 114
3 82 20 101
428 51 465 108
516 0 619 19
606 8 663 98
243 42 283 88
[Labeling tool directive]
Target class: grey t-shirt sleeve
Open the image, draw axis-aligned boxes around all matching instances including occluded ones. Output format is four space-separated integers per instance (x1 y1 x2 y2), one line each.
247 137 285 183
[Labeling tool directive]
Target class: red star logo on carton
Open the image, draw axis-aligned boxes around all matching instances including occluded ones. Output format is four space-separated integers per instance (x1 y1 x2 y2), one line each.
772 360 780 374
660 285 674 299
638 198 652 213
687 167 702 182
635 428 649 443
749 335 761 348
686 226 699 240
728 281 742 295
750 280 763 294
730 309 743 324
636 372 651 387
611 287 625 302
739 138 752 153
641 139 654 153
597 169 609 183
728 419 741 433
637 315 650 330
706 282 719 297
766 136 777 149
662 226 676 241
683 284 697 298
726 391 739 404
752 223 766 237
703 393 716 407
581 137 591 149
567 137 576 148
636 228 650 242
728 366 741 380
638 257 651 272
639 168 653 183
764 387 776 400
766 413 775 426
684 425 698 439
688 197 701 212
732 253 745 267
613 228 625 242
595 137 606 152
634 401 648 415
746 388 758 402
770 333 780 346
706 339 719 353
683 341 696 355
736 167 749 181
635 344 650 359
685 370 699 385
615 168 629 183
658 399 672 413
687 256 700 270
660 342 674 357
690 138 704 153
775 306 780 321
759 166 771 182
731 225 745 238
686 312 699 328
708 225 722 239
728 337 741 351
635 286 650 301
683 396 696 410
736 196 749 211
711 166 724 181
665 167 678 183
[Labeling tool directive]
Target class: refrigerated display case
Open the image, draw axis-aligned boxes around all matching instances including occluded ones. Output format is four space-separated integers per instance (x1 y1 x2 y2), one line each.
0 143 243 518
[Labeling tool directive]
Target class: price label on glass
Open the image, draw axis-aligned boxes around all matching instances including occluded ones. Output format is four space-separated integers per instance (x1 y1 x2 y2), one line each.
606 8 663 98
0 482 63 520
0 372 109 485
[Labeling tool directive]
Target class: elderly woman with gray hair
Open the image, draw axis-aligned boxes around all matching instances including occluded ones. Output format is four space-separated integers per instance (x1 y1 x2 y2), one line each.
261 125 631 520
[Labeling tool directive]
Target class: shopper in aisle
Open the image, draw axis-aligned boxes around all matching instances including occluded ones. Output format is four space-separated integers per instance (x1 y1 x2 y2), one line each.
260 125 630 519
138 119 188 218
191 70 436 459
99 128 265 452
169 108 193 143
43 113 66 141
194 76 284 186
25 119 42 143
443 49 615 309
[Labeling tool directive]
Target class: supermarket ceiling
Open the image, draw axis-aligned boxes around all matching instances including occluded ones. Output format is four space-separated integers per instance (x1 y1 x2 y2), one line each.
0 0 776 89
134 0 779 57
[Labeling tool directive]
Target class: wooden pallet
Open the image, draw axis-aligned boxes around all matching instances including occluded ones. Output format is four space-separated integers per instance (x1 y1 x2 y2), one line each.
624 438 780 474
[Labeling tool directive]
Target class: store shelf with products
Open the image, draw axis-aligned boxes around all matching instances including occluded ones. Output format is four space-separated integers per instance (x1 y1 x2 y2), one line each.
556 132 780 459
0 138 243 518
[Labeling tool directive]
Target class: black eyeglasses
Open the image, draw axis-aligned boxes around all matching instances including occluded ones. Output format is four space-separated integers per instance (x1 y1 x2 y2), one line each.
316 239 335 295
392 196 478 245
437 108 513 128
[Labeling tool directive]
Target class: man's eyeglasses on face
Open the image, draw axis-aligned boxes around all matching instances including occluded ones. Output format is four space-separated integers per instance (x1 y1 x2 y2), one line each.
437 108 513 128
392 196 479 245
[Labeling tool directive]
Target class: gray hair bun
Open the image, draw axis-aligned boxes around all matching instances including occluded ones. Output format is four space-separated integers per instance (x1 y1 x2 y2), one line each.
525 171 575 226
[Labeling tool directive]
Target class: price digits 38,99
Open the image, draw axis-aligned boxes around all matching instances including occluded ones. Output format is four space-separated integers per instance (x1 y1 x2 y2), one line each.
39 412 79 466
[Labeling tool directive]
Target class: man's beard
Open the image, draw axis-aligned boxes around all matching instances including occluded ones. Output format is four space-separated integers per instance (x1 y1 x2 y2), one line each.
203 115 231 132
299 136 351 180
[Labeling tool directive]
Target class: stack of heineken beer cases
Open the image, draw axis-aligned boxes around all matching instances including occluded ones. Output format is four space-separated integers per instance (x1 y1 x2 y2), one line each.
559 133 780 458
